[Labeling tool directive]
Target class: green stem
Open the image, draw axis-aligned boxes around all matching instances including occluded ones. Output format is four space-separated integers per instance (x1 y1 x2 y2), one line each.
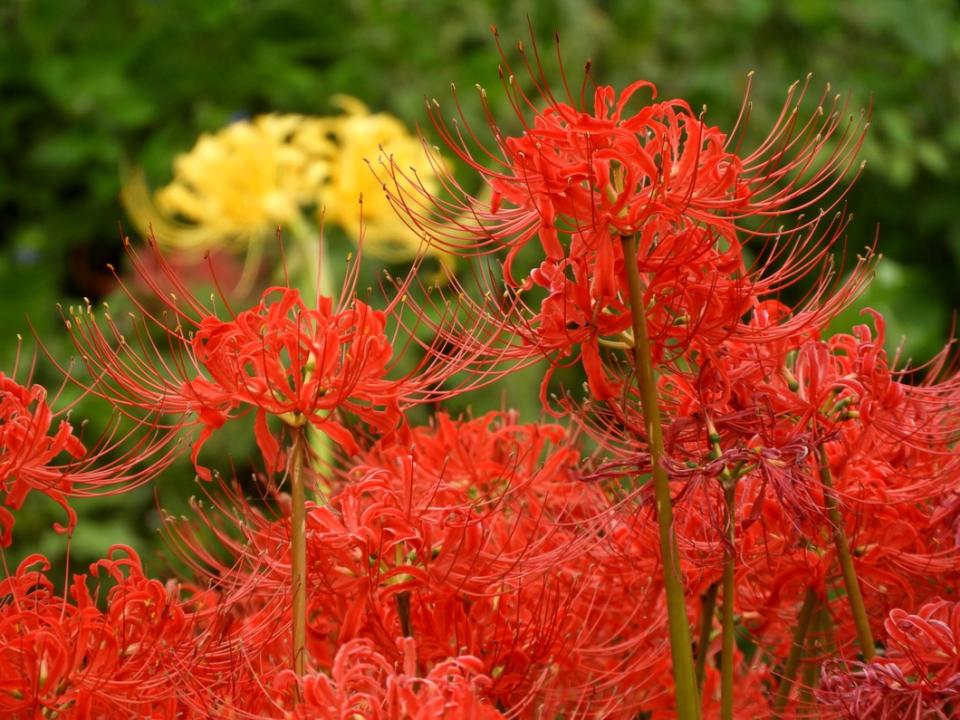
720 480 736 720
797 601 829 716
289 215 334 495
818 446 875 660
773 587 818 716
797 654 818 717
290 430 308 678
396 591 413 638
622 234 701 720
695 582 718 693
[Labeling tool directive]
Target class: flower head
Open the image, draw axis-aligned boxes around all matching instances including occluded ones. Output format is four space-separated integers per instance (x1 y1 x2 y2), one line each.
321 96 451 270
392 37 866 270
819 599 960 718
469 79 747 281
122 114 334 255
183 286 400 478
0 373 84 544
55 237 474 484
383 34 872 402
287 638 505 719
0 546 217 717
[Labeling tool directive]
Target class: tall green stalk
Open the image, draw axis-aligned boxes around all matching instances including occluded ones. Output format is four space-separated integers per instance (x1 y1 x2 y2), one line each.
290 429 308 678
720 479 736 720
818 446 875 660
289 216 334 490
704 420 738 720
773 587 818 715
695 582 718 693
798 601 832 716
622 234 701 720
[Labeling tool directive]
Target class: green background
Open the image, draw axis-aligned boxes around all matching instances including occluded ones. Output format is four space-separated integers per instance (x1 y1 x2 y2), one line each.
2 0 959 577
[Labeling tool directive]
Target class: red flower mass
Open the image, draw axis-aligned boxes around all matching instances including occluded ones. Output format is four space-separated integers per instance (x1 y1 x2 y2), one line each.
0 374 84 544
5 29 960 720
182 287 401 478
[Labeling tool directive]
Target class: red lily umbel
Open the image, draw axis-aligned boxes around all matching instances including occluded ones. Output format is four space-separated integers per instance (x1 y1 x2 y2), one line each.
382 32 874 408
50 234 479 484
1 351 180 546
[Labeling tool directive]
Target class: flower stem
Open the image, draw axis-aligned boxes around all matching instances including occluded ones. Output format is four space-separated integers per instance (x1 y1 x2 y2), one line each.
773 586 818 716
695 582 718 693
289 215 334 496
397 591 413 637
290 430 308 677
797 601 831 715
706 420 737 718
621 234 700 720
720 479 736 720
818 445 875 660
797 648 818 716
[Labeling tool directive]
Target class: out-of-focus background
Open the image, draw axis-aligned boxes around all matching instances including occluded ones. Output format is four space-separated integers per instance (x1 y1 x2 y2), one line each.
3 0 959 575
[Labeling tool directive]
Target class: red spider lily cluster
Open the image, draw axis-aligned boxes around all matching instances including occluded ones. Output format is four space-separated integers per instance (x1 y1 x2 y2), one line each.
4 30 960 720
0 372 84 543
819 599 960 718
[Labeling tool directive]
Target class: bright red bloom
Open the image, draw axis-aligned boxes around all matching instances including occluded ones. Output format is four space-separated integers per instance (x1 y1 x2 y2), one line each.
0 546 217 718
162 413 677 716
62 281 401 481
401 57 865 277
465 78 747 284
384 35 871 403
637 308 960 695
285 638 505 719
0 361 183 544
0 374 84 544
54 238 463 483
819 599 960 718
182 287 400 478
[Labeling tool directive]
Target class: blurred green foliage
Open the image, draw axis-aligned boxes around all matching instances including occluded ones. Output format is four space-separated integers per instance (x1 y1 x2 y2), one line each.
2 0 959 576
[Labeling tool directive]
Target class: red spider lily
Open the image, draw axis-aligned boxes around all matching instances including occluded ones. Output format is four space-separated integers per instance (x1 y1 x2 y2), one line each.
0 368 181 545
374 29 870 444
570 304 960 712
430 79 748 285
279 637 505 719
589 304 960 537
0 545 220 718
380 31 871 400
391 35 867 275
159 413 677 716
719 315 957 527
50 236 477 484
681 446 960 699
384 35 866 366
819 600 960 718
183 287 400 478
0 374 84 544
572 299 824 490
1 543 330 718
392 210 872 411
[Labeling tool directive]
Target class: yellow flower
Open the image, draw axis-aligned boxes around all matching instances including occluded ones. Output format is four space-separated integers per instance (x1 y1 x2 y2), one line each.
321 96 453 275
122 114 334 255
123 104 454 281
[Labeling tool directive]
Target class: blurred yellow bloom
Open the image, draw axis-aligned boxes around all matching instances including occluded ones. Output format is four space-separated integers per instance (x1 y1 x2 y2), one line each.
321 96 453 275
123 114 334 255
123 102 453 279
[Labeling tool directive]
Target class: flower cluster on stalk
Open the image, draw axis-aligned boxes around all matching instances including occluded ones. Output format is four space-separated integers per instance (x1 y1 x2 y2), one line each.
5 27 960 720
